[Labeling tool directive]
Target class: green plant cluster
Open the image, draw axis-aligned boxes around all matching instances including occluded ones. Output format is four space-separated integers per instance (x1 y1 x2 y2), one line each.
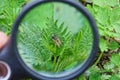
18 17 92 73
0 0 25 34
16 0 93 77
77 0 120 80
0 0 120 80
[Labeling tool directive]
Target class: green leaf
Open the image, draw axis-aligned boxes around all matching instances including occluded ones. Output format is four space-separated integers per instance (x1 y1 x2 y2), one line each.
101 74 111 80
95 6 110 26
108 41 119 50
89 72 101 80
104 62 114 71
110 6 120 24
93 0 105 7
106 0 119 7
93 0 119 7
110 75 119 80
100 38 108 52
110 53 120 66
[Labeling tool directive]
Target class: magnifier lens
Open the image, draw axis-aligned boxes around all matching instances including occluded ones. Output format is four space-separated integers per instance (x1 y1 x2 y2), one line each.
17 2 93 75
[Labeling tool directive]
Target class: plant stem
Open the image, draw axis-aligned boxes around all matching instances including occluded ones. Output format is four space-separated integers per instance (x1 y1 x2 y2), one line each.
94 52 104 66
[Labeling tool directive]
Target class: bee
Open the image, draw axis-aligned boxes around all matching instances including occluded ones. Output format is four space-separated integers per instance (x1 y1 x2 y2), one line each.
52 35 61 47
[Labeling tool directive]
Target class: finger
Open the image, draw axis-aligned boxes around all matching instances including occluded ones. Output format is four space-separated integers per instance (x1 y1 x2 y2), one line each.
0 32 8 49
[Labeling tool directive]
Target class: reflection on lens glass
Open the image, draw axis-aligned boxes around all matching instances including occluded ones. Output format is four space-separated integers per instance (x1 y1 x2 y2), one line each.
17 2 93 74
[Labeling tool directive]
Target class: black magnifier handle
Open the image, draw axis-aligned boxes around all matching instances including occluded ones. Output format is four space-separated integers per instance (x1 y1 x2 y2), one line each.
0 40 31 80
0 40 13 80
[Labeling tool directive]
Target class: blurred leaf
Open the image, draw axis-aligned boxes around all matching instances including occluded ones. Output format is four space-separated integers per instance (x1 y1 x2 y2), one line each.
100 38 108 52
101 74 111 80
23 3 54 29
89 72 101 80
110 75 119 80
108 41 119 50
110 53 120 66
93 0 119 7
54 2 85 34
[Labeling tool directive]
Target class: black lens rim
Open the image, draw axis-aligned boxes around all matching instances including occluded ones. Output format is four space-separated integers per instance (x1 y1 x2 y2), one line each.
11 0 99 79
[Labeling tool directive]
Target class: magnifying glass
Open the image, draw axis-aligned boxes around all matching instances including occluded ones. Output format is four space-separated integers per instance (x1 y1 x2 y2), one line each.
0 0 99 80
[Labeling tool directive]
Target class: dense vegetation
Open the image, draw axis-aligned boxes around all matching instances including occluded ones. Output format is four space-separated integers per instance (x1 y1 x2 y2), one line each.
0 0 120 80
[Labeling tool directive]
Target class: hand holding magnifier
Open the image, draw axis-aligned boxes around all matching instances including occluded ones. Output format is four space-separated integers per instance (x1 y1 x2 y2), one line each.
0 0 99 80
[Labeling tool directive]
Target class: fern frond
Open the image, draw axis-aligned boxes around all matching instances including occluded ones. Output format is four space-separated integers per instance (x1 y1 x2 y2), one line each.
18 17 93 73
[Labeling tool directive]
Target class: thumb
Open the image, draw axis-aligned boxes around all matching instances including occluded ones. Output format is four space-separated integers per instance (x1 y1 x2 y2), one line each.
0 32 8 49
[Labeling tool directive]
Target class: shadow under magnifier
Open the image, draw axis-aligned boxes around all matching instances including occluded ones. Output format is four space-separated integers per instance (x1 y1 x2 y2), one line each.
17 2 93 75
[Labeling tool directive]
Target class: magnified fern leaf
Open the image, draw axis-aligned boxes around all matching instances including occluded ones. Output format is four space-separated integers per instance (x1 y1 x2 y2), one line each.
18 17 93 73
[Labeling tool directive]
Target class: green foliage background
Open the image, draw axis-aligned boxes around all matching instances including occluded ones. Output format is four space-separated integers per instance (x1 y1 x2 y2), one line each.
0 0 120 80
